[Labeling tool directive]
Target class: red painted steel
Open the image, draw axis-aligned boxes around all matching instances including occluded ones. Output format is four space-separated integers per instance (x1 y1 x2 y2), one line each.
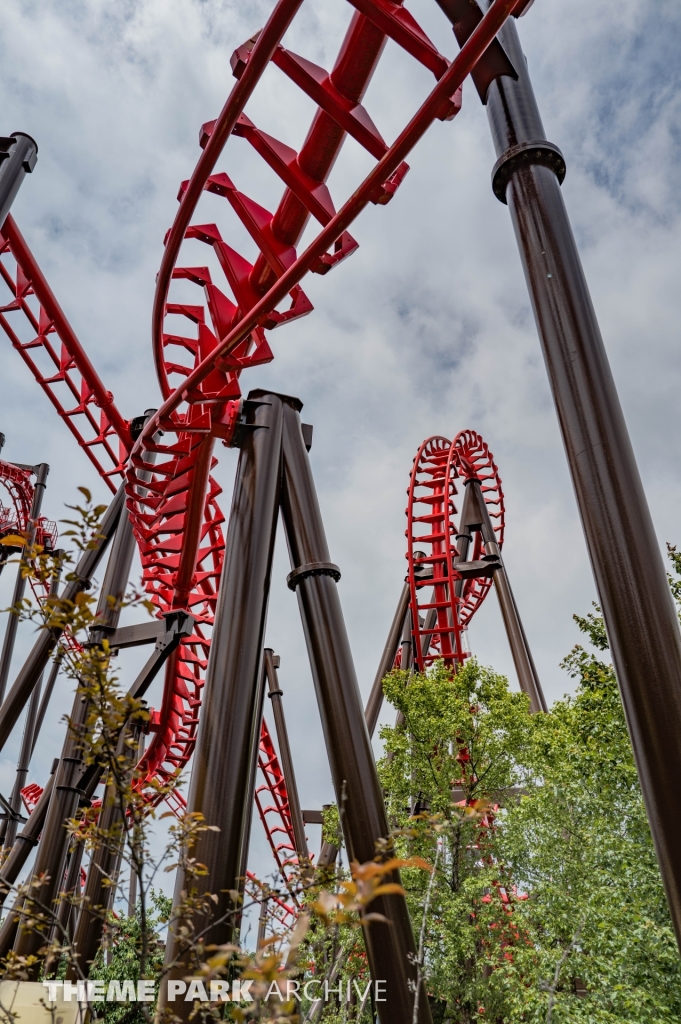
126 0 523 882
0 459 57 554
0 458 84 659
0 216 132 489
0 217 298 871
255 722 300 889
451 429 505 626
405 430 505 670
407 436 468 671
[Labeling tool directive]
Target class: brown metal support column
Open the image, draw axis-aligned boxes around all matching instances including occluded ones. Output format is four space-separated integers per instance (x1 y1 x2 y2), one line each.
31 651 63 759
263 650 309 860
279 397 432 1024
365 583 410 738
66 716 144 979
13 497 137 971
0 482 125 754
0 760 104 960
3 563 65 849
159 394 284 1018
0 671 43 850
0 461 49 703
437 0 681 943
0 764 56 909
43 838 85 976
465 479 546 713
127 730 145 917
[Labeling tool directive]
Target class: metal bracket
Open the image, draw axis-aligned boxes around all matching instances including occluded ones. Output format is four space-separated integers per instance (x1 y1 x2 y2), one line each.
128 611 195 700
0 789 26 824
492 140 566 204
90 610 194 652
287 561 341 591
437 0 518 103
416 558 501 582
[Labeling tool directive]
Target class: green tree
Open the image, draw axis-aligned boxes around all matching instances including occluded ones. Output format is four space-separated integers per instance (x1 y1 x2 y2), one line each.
378 576 681 1022
378 659 532 1022
88 892 171 1024
494 641 681 1022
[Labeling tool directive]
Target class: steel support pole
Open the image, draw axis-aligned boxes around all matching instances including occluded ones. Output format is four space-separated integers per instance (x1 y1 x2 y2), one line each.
0 766 55 909
0 483 125 754
31 651 62 759
3 560 64 848
0 132 37 232
127 730 145 917
1 672 42 850
13 499 137 971
65 716 144 979
160 395 284 1017
464 479 546 712
438 1 681 942
365 582 410 738
0 461 49 704
43 838 86 977
264 649 309 860
279 397 432 1024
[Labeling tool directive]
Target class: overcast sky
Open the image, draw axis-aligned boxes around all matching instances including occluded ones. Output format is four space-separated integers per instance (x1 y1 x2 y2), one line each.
0 0 679 895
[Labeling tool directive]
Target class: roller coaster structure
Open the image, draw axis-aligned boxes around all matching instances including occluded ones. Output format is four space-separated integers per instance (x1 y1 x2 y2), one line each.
0 0 680 1019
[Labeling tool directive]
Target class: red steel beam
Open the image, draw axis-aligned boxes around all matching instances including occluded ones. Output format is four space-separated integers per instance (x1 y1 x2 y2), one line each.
143 0 523 452
2 215 132 454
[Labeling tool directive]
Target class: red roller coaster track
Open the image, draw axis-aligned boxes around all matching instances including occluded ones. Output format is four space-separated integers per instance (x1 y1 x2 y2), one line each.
0 225 298 879
0 458 57 556
406 430 504 671
0 0 528 898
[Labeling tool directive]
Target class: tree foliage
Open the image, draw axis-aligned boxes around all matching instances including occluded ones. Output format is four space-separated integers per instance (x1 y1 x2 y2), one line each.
378 578 681 1022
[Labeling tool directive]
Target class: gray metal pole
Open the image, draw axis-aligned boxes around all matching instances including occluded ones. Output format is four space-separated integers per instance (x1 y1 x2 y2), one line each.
0 133 37 232
279 395 432 1024
0 462 49 703
437 0 681 945
263 650 309 860
159 394 284 1020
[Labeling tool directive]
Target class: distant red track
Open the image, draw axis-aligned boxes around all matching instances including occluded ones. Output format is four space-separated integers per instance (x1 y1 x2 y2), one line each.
406 430 505 670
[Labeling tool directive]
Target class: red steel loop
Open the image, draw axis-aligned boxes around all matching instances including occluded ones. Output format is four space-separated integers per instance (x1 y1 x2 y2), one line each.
451 429 505 626
0 459 86 662
405 430 506 671
143 0 520 458
407 436 467 671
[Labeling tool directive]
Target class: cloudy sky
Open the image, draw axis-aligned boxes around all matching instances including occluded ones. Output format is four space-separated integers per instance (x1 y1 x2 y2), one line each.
0 0 679 898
